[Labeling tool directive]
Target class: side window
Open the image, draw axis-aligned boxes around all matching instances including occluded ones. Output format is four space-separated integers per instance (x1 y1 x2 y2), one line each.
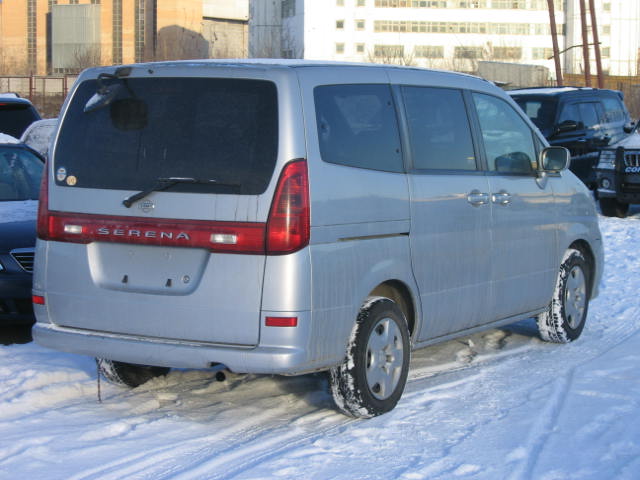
558 103 581 128
601 96 625 123
314 84 403 173
402 86 477 171
578 102 601 129
472 93 537 174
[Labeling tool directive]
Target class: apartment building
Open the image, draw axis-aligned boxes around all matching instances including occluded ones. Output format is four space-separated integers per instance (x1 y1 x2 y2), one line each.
0 0 248 74
250 0 640 77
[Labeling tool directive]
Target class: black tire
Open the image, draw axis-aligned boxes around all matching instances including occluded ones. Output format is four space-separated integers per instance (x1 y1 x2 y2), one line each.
537 249 591 343
599 197 629 218
329 297 410 418
96 358 170 388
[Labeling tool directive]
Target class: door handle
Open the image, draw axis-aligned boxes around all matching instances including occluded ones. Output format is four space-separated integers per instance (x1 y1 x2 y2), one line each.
467 190 490 206
492 191 512 205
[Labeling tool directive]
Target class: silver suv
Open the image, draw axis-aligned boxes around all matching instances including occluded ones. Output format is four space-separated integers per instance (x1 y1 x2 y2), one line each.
33 61 603 417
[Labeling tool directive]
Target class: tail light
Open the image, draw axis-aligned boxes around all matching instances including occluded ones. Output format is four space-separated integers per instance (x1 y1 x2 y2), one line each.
266 160 310 255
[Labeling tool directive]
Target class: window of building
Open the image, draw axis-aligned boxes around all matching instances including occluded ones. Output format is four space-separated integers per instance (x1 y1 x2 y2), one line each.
491 0 526 8
493 47 522 60
336 20 345 29
454 46 483 59
337 0 344 5
112 0 122 64
336 43 345 54
601 47 610 58
373 20 532 35
282 0 296 18
532 47 553 60
357 0 366 6
314 84 403 173
69 0 79 4
356 19 366 30
375 0 448 6
603 2 611 11
414 45 444 58
602 25 611 35
455 1 486 7
27 0 37 73
356 43 365 53
374 44 405 58
402 87 477 171
135 0 145 63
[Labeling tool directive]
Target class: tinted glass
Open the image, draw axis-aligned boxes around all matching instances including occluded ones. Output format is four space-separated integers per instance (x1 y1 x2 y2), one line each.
55 78 278 195
578 102 601 129
557 103 580 126
0 104 40 138
513 97 557 131
473 93 536 174
402 86 476 171
0 146 43 201
601 96 626 123
314 84 403 173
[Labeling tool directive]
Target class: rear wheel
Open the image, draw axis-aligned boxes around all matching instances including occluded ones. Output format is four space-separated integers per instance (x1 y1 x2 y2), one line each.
537 249 591 343
96 358 170 388
329 297 410 418
599 197 629 218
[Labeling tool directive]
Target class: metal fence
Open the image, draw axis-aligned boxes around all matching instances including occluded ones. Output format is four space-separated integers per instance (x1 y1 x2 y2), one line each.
0 75 78 118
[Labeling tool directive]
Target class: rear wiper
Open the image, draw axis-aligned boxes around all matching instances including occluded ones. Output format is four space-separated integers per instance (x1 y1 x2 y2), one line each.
122 177 240 208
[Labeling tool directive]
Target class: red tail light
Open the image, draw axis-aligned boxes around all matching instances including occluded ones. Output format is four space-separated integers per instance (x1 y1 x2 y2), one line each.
266 160 310 255
36 161 50 240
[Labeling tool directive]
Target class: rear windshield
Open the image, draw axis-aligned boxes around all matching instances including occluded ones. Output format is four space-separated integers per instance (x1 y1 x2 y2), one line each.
511 96 557 131
0 104 40 138
0 146 43 201
54 77 278 195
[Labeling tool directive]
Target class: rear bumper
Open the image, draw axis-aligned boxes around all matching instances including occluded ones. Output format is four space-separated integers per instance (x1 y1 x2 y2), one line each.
33 309 330 375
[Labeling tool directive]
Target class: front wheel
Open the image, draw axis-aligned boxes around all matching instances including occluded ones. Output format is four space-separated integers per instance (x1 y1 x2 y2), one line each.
599 197 629 218
537 249 591 343
329 297 410 418
96 358 170 388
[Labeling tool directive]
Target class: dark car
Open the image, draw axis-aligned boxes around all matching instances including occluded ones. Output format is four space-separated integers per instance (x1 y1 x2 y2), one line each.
509 87 634 188
0 139 44 324
0 94 42 139
595 121 640 217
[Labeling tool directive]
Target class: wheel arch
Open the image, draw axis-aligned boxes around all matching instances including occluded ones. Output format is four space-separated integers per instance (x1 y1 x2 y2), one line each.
568 239 596 297
368 280 418 339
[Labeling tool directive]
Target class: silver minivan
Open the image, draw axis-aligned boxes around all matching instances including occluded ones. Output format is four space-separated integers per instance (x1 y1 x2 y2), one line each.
33 60 603 417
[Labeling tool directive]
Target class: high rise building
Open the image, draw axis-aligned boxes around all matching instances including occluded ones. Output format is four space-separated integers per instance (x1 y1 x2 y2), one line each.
0 0 249 75
250 0 640 78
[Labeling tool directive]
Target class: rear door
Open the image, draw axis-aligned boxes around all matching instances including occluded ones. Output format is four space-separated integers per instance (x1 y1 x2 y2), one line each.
44 67 288 346
399 86 493 340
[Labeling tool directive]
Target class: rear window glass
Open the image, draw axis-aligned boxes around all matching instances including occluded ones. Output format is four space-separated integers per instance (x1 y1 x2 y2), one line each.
54 78 278 195
0 146 43 201
0 104 40 139
314 84 403 173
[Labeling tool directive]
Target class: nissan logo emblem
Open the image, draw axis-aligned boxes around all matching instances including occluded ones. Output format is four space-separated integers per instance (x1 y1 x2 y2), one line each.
139 200 155 213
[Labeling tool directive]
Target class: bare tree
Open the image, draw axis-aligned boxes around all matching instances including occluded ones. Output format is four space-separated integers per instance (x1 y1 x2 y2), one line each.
70 45 101 73
367 45 416 67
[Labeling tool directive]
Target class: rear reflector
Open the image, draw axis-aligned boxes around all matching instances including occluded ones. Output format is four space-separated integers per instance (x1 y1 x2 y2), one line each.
265 316 298 327
39 212 266 254
32 295 45 305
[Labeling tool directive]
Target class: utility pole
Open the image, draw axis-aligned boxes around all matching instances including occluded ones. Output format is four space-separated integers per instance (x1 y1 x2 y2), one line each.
547 0 563 86
579 0 592 86
589 0 605 88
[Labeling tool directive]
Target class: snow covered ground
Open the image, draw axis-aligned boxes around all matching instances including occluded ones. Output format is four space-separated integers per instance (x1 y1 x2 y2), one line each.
1 209 639 480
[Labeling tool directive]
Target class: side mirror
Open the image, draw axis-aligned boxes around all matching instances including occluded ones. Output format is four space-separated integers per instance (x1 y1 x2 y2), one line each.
556 120 578 133
540 146 570 171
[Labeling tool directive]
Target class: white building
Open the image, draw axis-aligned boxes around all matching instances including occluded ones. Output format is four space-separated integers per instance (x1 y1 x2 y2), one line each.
249 0 640 78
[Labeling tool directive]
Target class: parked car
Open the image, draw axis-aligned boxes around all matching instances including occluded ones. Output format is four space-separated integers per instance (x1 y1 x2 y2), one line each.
33 61 603 417
0 94 42 139
20 118 58 158
595 121 640 217
509 87 634 188
0 134 44 325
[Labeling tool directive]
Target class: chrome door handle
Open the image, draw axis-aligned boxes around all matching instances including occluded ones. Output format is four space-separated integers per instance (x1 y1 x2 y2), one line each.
467 190 490 206
492 191 512 205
